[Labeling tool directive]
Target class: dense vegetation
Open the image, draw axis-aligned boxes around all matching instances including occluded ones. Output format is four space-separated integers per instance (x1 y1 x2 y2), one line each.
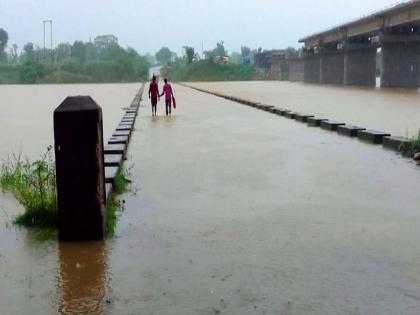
0 147 128 239
163 60 253 81
0 29 150 84
401 132 420 158
161 42 254 81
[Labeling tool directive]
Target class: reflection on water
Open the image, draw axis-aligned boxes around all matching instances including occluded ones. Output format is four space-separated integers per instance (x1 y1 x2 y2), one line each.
57 241 107 315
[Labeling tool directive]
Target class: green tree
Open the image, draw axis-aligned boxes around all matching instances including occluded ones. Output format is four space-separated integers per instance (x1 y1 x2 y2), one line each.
23 42 36 62
284 47 298 57
240 46 251 58
155 47 172 65
55 43 71 62
71 41 86 63
240 46 251 64
215 41 227 59
145 53 155 65
94 35 118 51
229 52 241 64
19 62 45 83
184 46 195 64
9 44 18 63
0 28 8 62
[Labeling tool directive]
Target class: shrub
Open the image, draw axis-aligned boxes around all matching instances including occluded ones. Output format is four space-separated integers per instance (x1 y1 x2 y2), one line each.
401 132 420 158
1 146 57 227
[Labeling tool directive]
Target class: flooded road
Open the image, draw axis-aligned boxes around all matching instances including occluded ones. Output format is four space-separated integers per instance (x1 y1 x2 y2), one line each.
188 81 420 138
0 82 420 314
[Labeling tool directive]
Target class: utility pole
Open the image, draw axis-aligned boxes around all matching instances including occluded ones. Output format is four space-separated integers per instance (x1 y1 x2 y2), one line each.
43 21 46 63
43 20 53 63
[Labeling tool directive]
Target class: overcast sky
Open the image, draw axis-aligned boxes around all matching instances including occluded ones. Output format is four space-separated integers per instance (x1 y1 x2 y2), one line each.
0 0 407 55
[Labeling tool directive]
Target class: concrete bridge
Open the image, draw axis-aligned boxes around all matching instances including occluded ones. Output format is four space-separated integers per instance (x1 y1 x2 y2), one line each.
274 0 420 87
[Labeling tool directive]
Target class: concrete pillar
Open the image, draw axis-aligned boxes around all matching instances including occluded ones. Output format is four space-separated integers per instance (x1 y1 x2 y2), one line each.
344 45 377 86
54 96 106 241
270 56 289 80
303 51 320 83
288 58 304 82
279 59 289 80
319 50 344 84
381 35 420 87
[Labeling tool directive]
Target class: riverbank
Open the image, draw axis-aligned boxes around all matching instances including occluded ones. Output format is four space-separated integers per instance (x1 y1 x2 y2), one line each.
0 61 149 84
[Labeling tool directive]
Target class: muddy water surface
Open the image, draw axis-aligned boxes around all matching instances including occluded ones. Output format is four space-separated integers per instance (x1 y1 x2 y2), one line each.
0 83 420 314
0 83 139 314
188 81 420 137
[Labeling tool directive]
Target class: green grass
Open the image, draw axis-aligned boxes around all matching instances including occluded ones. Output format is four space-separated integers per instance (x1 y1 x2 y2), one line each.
106 196 119 236
1 147 130 240
1 146 57 229
401 131 420 158
105 166 129 236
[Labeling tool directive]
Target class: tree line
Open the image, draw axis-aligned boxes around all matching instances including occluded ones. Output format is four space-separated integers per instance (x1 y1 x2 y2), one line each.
0 28 150 84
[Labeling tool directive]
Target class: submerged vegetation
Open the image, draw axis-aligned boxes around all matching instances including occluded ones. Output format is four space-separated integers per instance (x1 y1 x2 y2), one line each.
401 131 420 158
106 167 129 236
0 146 57 228
0 147 129 239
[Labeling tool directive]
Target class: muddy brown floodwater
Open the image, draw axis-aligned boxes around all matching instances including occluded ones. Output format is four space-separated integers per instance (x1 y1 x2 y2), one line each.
188 81 420 138
1 82 420 314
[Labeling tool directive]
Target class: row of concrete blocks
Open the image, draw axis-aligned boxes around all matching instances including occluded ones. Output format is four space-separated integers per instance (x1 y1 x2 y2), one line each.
185 85 409 154
104 84 144 199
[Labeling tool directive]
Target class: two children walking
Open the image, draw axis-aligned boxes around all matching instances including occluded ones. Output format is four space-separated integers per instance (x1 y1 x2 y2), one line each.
148 76 175 117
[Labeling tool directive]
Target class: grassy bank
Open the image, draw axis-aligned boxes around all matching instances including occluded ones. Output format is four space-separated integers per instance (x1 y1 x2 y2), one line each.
0 147 128 240
162 60 253 82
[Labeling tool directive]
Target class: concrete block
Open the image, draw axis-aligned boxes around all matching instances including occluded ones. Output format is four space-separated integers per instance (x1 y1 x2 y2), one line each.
382 136 409 151
306 117 328 126
116 125 132 131
108 136 129 144
121 119 135 124
271 108 284 115
284 111 296 119
53 96 106 240
337 125 366 137
294 113 314 122
119 120 134 125
320 120 345 131
257 104 273 111
113 130 131 137
105 166 118 183
104 154 123 167
104 144 126 154
357 130 391 144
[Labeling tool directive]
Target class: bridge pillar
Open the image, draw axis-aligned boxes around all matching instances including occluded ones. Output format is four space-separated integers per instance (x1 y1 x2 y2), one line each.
319 49 344 84
380 34 420 88
288 58 304 82
344 44 377 86
303 50 320 83
270 55 289 80
279 59 290 80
